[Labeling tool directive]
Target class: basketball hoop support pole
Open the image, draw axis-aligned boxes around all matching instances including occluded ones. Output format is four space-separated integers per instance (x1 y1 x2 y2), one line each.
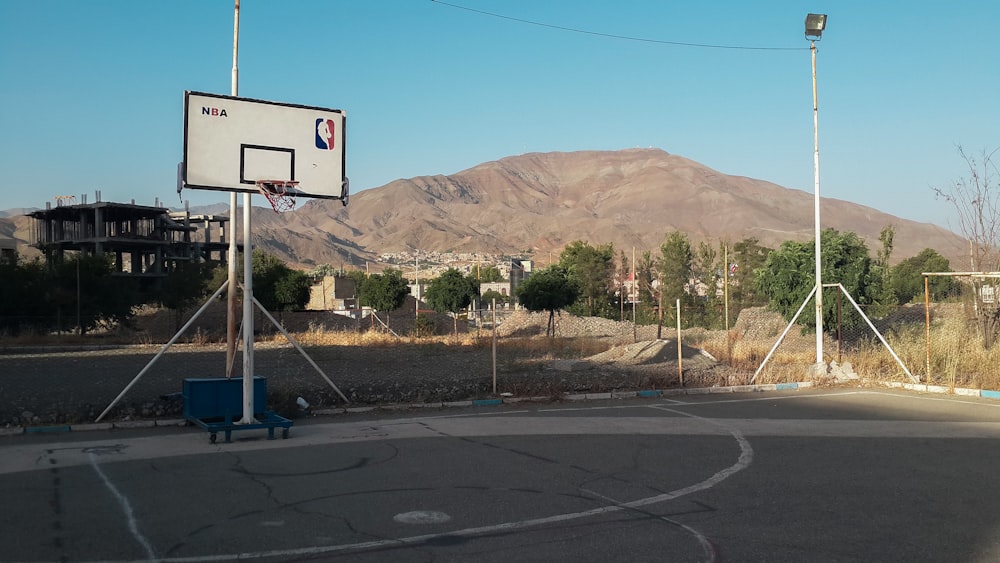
230 0 256 424
225 1 240 380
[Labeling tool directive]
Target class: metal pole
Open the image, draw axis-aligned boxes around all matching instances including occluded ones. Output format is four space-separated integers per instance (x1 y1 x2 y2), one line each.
96 281 230 422
226 0 240 378
752 285 818 383
837 289 842 364
492 298 497 395
251 294 350 404
76 259 81 335
676 298 683 386
632 246 637 342
924 275 931 381
835 283 916 382
812 40 824 368
241 192 254 424
724 244 729 332
232 0 254 424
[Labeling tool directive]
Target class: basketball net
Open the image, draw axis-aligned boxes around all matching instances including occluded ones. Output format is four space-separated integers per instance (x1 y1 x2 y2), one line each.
256 180 298 213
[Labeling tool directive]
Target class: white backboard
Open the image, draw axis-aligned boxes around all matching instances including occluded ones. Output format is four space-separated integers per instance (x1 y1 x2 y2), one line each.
182 91 347 201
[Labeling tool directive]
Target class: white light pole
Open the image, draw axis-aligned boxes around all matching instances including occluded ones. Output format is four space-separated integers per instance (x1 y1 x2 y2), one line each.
806 13 828 370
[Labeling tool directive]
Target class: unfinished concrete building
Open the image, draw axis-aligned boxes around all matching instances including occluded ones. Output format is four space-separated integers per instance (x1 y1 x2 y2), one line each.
29 193 234 282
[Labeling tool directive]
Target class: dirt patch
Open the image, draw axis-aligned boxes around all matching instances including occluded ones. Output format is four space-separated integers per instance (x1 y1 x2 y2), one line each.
0 311 756 427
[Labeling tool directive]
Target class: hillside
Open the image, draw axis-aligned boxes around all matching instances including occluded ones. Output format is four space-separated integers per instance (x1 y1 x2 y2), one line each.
264 148 967 267
2 148 969 269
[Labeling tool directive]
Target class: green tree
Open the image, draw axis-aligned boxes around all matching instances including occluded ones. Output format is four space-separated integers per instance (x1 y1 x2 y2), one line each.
559 240 615 318
890 249 955 304
688 239 724 329
160 261 213 331
730 237 771 310
50 254 141 334
250 250 310 312
359 268 410 327
481 289 509 307
472 264 505 283
756 229 879 333
308 263 340 281
634 250 660 324
658 231 693 335
874 225 896 314
515 266 579 336
0 256 51 334
426 268 479 335
274 270 312 312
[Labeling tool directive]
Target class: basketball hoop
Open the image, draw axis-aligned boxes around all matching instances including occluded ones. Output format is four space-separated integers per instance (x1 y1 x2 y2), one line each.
256 180 299 213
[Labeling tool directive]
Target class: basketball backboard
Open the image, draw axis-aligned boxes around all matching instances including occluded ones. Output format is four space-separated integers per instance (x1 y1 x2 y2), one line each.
181 91 347 203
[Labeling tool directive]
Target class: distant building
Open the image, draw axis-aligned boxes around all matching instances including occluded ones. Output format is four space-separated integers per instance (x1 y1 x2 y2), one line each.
479 281 510 297
307 276 357 311
509 258 533 305
0 238 16 264
28 195 231 283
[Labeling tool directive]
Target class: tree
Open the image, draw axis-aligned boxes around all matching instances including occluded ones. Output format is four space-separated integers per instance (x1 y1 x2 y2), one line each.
890 249 955 304
472 264 505 283
755 229 879 333
933 146 1000 347
308 263 340 281
658 231 693 335
515 266 579 337
688 239 724 329
616 249 631 321
359 268 410 327
0 256 51 334
559 240 615 318
873 225 896 315
251 250 310 312
634 250 660 324
49 254 141 334
730 237 772 310
274 270 312 312
481 289 509 307
426 268 479 335
160 261 213 331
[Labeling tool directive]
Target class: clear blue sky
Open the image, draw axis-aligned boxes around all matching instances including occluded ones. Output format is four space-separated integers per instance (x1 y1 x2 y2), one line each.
1 1 997 232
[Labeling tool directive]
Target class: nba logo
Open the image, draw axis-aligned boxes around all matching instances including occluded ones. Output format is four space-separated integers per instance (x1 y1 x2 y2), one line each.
315 118 335 150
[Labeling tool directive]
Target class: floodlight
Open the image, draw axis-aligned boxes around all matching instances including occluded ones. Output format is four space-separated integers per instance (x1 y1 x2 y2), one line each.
805 13 827 40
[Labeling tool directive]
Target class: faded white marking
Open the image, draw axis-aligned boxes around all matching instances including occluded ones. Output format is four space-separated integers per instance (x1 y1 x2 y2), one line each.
75 406 751 562
394 511 452 524
89 452 156 561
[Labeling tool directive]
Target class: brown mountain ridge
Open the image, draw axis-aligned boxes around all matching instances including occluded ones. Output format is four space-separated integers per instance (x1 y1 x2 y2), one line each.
1 148 967 270
256 148 966 268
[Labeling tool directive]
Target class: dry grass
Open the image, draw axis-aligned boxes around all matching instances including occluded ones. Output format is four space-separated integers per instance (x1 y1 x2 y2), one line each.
688 329 813 384
275 324 615 359
864 316 1000 389
7 307 999 391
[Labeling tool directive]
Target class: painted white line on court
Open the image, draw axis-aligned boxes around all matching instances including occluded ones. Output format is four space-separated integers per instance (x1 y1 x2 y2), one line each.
582 487 717 563
71 405 753 563
88 452 156 561
663 389 1000 410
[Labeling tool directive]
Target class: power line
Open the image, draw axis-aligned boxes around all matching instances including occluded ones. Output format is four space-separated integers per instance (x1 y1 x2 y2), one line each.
430 0 807 52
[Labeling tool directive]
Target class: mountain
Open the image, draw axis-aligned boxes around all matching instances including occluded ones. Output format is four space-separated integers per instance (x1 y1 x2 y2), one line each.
259 148 966 268
1 148 969 269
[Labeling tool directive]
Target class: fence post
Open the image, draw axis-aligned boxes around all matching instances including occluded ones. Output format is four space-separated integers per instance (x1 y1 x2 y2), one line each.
676 298 683 386
492 298 497 395
924 275 931 382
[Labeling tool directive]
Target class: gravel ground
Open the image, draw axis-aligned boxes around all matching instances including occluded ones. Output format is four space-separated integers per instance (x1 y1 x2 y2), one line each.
0 337 739 428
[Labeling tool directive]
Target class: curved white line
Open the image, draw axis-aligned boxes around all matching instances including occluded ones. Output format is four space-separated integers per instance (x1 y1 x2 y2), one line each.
101 405 753 563
88 452 156 561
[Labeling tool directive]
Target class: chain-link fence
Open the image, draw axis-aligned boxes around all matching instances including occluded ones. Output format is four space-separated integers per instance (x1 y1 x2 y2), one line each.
2 283 999 427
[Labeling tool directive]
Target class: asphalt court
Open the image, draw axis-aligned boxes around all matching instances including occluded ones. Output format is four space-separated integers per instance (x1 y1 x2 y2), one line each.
3 388 1000 562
